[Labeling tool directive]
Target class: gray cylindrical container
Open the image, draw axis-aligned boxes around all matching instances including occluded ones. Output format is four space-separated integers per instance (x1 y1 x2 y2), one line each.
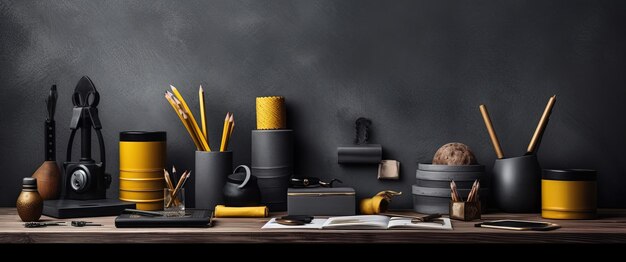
251 130 293 168
251 130 293 211
195 151 233 210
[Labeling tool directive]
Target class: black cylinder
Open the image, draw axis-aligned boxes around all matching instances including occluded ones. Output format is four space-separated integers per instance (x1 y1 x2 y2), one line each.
493 155 541 213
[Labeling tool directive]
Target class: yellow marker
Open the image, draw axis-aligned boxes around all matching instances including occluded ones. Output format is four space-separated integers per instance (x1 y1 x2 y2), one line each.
199 85 209 148
165 92 201 150
170 85 211 151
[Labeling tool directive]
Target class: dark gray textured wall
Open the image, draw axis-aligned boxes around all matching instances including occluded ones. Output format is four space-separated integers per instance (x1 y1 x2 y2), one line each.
1 0 625 208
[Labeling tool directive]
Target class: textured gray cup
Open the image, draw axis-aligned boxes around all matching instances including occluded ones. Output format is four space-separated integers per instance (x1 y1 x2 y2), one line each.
493 155 541 213
195 151 233 210
251 130 293 168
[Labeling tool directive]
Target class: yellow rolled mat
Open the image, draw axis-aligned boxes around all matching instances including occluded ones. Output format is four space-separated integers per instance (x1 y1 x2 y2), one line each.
214 205 268 218
256 96 286 130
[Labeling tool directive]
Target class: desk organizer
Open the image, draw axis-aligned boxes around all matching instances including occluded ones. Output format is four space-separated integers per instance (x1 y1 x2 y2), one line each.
412 185 488 214
449 201 481 221
251 129 293 211
413 163 488 214
287 187 355 216
195 151 232 210
119 131 166 211
493 155 541 213
542 169 597 219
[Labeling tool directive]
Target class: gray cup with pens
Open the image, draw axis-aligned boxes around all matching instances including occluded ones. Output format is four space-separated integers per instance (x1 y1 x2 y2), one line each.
195 151 233 210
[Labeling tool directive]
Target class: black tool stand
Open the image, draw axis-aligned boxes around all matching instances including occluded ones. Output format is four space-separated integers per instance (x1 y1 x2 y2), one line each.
43 76 134 218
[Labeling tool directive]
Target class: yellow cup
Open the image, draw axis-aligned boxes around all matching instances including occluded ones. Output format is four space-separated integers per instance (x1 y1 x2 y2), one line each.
542 169 597 219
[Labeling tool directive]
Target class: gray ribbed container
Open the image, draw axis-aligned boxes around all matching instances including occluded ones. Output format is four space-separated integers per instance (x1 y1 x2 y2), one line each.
251 130 293 211
413 163 489 214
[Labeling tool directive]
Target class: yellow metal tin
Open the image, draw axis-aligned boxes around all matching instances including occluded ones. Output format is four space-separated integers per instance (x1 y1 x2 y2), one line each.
542 169 597 219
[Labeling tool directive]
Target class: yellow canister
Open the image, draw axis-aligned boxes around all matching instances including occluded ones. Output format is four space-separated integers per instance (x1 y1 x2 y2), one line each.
119 131 166 210
120 131 166 172
542 169 597 219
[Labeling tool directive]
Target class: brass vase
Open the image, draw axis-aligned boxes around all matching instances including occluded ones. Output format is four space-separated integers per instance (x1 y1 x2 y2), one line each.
16 177 43 222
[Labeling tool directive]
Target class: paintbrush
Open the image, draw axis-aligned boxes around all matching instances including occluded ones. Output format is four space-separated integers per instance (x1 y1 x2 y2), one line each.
479 105 505 159
526 95 557 155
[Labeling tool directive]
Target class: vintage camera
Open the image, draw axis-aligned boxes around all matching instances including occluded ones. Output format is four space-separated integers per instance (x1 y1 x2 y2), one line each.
63 76 111 200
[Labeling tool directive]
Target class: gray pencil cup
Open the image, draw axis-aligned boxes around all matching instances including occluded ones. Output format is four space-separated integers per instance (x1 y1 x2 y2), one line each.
195 151 233 210
493 155 541 213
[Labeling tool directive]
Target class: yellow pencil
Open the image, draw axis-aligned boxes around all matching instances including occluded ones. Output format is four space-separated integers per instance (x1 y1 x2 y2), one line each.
220 112 230 152
224 113 234 151
165 92 202 150
199 85 209 147
170 85 211 151
170 92 203 149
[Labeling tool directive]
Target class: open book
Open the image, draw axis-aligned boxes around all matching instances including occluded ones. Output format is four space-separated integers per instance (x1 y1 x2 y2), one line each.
262 215 452 230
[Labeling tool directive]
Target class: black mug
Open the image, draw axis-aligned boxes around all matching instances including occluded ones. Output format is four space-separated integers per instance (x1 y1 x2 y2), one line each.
493 155 541 213
223 165 261 207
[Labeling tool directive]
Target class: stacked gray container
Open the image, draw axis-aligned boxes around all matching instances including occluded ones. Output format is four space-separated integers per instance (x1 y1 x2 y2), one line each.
412 163 489 214
251 129 293 211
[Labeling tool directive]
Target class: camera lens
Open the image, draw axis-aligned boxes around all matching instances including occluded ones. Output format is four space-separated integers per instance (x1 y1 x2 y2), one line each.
70 169 89 192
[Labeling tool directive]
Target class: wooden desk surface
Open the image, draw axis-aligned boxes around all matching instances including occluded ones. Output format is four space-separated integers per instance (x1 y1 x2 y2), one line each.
1 208 625 243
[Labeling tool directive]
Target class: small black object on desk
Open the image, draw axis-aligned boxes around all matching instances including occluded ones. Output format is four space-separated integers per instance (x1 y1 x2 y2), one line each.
71 221 102 227
24 221 66 228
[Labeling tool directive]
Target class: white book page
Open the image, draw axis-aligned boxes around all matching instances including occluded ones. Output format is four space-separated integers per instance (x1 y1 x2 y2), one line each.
387 217 453 230
261 218 327 229
321 215 390 229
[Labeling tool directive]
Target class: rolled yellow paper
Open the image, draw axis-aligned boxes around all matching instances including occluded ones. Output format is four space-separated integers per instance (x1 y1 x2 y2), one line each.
214 205 268 218
256 96 286 129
